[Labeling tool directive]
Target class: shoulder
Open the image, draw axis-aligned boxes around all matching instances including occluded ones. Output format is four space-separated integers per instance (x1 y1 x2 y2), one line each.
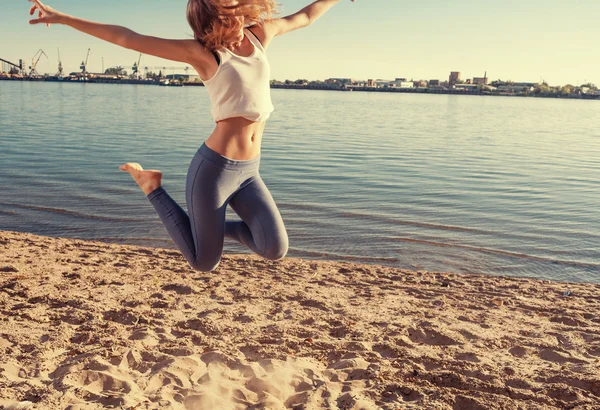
181 39 214 64
247 22 276 50
181 39 220 80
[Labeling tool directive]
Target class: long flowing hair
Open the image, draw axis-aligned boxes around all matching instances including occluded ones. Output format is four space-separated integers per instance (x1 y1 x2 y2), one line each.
187 0 279 52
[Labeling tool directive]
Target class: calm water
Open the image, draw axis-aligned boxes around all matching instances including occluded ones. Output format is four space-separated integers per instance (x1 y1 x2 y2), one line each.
1 81 599 283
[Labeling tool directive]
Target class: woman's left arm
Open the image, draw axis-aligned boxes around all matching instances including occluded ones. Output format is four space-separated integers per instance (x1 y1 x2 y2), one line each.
272 0 350 36
255 0 354 48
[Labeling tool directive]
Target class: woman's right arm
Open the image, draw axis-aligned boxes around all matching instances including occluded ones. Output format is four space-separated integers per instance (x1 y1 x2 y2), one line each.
28 0 210 67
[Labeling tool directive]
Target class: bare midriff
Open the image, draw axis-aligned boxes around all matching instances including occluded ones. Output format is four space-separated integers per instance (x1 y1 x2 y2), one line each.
205 116 266 160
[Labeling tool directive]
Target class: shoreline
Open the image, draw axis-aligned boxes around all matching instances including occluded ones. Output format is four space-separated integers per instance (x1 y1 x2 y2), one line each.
1 229 599 409
1 76 599 101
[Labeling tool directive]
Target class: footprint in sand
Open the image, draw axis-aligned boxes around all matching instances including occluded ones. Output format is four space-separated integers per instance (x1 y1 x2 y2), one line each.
177 318 221 336
549 314 587 327
162 284 194 295
128 329 159 346
407 324 463 346
455 352 481 363
539 348 589 364
372 343 401 359
61 361 140 408
508 345 528 358
103 309 139 325
453 395 488 410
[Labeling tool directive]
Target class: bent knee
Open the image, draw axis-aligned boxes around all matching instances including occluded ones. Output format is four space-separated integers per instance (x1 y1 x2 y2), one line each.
263 241 288 261
188 257 221 273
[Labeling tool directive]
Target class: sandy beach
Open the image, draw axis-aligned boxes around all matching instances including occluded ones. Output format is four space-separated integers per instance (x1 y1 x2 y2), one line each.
0 230 599 409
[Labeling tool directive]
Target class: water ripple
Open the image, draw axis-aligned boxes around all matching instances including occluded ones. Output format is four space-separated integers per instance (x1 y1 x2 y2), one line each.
2 81 599 283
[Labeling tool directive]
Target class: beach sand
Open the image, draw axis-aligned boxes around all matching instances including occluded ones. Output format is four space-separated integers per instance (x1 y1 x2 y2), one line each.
0 230 599 409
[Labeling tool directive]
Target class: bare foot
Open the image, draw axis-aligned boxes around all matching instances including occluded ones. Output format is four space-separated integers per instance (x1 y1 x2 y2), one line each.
119 163 163 195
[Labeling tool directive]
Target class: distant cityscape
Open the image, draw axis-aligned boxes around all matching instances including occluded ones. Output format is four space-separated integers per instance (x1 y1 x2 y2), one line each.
274 71 600 99
1 54 599 99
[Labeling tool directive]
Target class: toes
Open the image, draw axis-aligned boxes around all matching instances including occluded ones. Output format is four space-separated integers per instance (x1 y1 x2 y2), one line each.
119 163 143 172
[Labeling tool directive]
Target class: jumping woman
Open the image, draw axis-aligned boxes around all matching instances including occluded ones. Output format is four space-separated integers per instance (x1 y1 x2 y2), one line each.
28 0 354 272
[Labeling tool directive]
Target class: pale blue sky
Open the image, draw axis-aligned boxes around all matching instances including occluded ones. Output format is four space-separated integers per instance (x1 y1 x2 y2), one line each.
2 0 600 85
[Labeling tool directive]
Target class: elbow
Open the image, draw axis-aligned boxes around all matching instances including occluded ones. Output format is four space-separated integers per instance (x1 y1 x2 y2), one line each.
116 29 137 50
302 13 313 28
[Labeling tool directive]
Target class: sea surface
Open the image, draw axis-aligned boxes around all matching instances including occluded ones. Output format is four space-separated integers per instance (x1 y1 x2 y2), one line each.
1 81 599 283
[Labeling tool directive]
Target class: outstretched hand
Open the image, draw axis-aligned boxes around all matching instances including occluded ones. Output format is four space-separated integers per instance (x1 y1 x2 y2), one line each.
28 0 64 26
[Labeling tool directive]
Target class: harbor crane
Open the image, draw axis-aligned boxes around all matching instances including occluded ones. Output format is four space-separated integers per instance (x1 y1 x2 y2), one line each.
131 53 143 79
80 48 91 74
56 47 63 76
29 49 47 76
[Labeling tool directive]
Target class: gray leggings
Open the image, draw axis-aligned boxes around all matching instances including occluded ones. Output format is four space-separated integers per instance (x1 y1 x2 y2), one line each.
147 143 288 272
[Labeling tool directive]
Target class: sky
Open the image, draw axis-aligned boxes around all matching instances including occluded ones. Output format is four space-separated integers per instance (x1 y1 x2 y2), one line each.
2 0 600 86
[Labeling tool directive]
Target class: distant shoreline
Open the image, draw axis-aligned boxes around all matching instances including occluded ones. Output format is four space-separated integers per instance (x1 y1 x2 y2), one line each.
1 76 599 100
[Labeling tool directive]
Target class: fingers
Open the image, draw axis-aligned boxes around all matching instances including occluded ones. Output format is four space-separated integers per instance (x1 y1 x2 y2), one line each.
28 0 45 15
28 0 49 25
28 0 45 9
29 17 47 25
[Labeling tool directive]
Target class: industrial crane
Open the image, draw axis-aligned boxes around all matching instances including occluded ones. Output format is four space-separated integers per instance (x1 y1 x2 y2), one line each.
131 53 143 79
56 47 63 77
80 48 91 74
29 49 47 77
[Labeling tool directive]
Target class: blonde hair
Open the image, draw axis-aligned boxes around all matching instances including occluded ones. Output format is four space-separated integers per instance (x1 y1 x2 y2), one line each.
187 0 279 52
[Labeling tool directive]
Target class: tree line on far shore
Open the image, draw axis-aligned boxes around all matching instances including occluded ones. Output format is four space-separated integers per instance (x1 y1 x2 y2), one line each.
270 77 599 97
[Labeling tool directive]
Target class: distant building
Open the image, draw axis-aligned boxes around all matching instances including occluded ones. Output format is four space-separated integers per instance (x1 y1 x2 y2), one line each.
455 84 479 92
473 71 489 85
90 73 120 79
498 85 534 93
513 82 539 87
374 79 394 87
325 78 355 85
595 90 600 96
166 74 200 82
449 71 461 86
390 79 414 88
367 79 376 87
414 80 427 87
429 79 440 86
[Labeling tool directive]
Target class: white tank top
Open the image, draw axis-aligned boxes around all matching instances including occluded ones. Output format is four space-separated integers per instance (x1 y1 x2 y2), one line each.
202 27 274 123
